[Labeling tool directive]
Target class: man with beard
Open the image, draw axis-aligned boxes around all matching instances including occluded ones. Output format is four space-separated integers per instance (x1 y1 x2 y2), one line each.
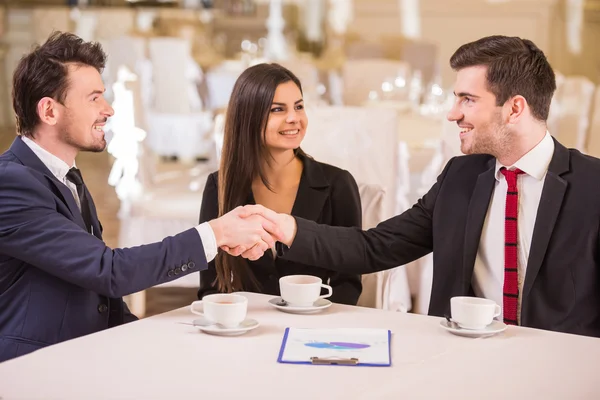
238 35 600 337
0 32 281 362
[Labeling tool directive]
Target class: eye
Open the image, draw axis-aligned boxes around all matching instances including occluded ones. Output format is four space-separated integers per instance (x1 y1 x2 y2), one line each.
270 107 283 112
92 97 98 102
295 104 304 110
462 97 473 104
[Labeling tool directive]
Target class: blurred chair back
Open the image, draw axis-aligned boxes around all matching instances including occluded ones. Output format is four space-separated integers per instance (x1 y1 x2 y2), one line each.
356 182 385 309
355 182 412 312
552 76 595 151
148 37 200 114
302 106 399 218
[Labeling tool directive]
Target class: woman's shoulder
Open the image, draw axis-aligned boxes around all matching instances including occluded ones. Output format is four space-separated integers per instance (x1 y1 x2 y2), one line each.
303 155 355 184
206 170 219 186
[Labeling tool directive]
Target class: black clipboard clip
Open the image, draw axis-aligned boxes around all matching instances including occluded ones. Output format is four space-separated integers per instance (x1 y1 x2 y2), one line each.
310 356 359 366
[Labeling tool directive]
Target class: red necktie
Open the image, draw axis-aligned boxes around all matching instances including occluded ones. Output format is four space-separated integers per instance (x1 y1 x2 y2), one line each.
500 167 524 325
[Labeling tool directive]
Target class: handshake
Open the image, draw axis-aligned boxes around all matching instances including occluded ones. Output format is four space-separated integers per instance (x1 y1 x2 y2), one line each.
208 205 297 261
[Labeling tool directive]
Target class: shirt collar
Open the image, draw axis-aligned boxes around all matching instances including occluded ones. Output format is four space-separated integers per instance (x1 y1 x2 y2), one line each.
21 136 75 181
494 131 554 181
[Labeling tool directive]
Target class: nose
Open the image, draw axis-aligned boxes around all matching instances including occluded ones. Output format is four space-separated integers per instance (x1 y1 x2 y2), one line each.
446 100 463 122
285 109 298 124
102 98 115 118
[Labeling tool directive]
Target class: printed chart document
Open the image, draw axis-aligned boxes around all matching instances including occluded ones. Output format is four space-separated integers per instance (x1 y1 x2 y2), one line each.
277 327 391 366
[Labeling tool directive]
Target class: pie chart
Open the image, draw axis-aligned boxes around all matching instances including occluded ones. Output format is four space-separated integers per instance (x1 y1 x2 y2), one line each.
304 342 370 350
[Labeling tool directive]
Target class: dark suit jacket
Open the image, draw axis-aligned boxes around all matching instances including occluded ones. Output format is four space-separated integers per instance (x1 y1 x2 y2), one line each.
0 137 208 362
198 154 363 305
280 139 600 337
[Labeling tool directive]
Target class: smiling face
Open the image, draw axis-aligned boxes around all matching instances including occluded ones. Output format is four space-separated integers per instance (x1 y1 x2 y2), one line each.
446 65 511 157
55 64 114 153
263 80 307 153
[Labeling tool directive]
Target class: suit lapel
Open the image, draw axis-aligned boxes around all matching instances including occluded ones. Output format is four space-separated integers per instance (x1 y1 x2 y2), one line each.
462 160 496 292
522 140 569 310
8 137 88 231
290 155 329 222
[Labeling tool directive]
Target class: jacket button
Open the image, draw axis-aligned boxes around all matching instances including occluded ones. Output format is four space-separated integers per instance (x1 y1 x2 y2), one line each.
174 267 182 275
167 270 174 277
98 304 108 313
188 261 195 269
181 264 188 272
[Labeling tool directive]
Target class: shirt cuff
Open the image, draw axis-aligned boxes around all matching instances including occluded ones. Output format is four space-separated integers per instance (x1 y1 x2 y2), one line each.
196 222 218 262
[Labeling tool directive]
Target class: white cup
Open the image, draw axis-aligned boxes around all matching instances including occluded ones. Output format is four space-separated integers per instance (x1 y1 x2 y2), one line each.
190 294 248 328
279 275 333 307
450 296 501 330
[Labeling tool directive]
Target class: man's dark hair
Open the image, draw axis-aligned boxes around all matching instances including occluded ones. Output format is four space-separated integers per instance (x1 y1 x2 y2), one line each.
12 31 107 137
450 35 556 121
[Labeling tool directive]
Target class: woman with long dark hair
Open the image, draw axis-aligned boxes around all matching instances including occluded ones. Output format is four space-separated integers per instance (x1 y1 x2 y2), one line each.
198 63 362 304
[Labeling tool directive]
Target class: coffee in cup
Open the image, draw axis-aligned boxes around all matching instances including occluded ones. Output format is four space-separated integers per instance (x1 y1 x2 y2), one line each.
450 296 501 330
190 294 248 328
279 275 333 307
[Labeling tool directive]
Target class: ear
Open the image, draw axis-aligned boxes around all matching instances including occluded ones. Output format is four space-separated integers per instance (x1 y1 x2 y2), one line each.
36 97 60 126
506 95 527 124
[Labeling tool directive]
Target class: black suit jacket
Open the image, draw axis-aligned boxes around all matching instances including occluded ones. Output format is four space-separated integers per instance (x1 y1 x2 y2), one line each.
198 154 363 305
280 139 600 337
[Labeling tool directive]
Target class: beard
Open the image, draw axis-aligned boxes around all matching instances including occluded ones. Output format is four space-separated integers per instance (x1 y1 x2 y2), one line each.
59 110 107 153
465 110 511 158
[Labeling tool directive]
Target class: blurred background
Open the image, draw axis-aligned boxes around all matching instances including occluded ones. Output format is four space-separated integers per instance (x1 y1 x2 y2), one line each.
1 0 600 318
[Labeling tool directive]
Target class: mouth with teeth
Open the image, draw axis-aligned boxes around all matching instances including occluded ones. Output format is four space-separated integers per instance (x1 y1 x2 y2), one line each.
459 125 473 139
279 129 300 136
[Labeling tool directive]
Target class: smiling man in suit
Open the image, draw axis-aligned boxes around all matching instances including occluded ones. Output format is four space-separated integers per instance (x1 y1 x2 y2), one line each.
237 35 600 337
0 32 281 362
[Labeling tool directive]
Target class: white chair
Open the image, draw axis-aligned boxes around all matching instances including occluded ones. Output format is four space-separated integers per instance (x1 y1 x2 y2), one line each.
301 106 412 311
552 76 595 151
356 182 412 312
204 61 245 110
302 106 399 218
146 37 214 161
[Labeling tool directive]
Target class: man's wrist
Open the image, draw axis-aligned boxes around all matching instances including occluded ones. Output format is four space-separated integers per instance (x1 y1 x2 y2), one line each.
208 218 224 247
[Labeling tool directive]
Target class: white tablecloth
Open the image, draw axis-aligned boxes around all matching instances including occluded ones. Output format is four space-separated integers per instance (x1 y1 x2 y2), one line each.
1 293 599 399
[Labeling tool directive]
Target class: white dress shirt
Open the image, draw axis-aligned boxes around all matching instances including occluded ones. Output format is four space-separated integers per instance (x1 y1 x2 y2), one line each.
472 132 554 323
21 136 218 262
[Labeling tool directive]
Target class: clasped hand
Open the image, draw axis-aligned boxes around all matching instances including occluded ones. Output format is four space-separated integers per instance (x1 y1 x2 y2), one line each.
209 205 295 261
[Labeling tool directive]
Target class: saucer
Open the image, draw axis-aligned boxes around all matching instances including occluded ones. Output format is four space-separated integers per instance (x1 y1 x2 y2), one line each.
194 318 259 336
440 319 507 338
268 297 332 314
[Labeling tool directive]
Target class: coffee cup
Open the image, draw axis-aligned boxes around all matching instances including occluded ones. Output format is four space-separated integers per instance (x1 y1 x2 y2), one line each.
190 294 248 328
450 296 501 330
279 275 333 307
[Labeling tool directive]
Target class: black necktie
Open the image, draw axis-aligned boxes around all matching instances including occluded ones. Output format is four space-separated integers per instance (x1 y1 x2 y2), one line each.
66 167 93 233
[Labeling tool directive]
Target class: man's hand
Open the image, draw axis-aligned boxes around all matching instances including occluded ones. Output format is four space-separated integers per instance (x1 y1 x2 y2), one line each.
208 206 285 260
220 205 297 260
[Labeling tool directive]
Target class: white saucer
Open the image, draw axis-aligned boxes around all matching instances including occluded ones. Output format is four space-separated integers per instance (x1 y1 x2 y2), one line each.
268 297 332 314
194 318 259 336
440 319 507 338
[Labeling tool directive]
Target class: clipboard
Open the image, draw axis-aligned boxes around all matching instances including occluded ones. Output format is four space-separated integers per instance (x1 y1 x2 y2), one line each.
277 327 392 367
